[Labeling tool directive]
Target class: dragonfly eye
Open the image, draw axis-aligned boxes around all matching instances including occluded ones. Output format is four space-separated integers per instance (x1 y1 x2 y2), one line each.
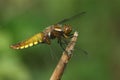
63 25 72 35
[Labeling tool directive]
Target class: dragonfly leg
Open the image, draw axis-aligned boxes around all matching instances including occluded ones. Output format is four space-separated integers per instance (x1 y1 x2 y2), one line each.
62 39 68 45
63 33 73 39
58 39 66 51
68 33 74 38
61 36 70 45
60 38 70 50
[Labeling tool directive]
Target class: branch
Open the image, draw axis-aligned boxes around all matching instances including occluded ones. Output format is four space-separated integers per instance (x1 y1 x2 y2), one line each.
50 31 78 80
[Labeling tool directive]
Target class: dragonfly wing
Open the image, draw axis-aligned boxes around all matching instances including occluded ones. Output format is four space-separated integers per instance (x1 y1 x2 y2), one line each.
57 11 86 24
10 33 44 49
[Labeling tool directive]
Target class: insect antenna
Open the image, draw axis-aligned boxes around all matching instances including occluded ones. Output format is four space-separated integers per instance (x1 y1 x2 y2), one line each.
57 11 86 24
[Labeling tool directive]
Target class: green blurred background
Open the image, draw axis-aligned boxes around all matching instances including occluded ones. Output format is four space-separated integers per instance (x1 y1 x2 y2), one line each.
0 0 120 80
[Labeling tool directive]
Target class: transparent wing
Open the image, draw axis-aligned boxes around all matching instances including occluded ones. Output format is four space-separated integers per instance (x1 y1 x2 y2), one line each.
57 11 86 24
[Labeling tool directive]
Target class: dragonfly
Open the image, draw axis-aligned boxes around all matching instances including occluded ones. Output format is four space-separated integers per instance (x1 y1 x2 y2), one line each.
10 12 86 53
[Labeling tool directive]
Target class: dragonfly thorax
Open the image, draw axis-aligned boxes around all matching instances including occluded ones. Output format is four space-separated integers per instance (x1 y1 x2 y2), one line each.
45 24 72 39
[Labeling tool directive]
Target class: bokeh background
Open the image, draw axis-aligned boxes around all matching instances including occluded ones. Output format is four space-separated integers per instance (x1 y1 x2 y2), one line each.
0 0 120 80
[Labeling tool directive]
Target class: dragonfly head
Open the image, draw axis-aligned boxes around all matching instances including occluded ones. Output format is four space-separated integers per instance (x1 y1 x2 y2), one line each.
63 24 72 35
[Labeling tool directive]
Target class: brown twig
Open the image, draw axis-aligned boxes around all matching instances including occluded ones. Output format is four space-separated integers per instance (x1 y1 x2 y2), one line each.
50 31 78 80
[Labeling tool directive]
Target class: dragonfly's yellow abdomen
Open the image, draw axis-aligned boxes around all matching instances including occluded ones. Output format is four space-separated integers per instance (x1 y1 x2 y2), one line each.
11 32 44 49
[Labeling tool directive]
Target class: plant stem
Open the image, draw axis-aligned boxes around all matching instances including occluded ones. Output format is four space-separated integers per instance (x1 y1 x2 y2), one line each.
50 31 78 80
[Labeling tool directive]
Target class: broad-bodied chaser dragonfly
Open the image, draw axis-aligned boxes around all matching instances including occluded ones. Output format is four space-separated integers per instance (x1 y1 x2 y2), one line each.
10 12 86 51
